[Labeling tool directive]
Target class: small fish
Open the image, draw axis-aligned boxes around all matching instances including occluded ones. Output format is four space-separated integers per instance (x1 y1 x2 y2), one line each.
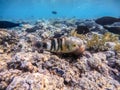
52 11 57 15
34 36 85 54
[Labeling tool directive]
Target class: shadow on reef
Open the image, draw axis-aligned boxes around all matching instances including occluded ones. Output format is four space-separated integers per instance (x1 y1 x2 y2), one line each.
53 52 82 63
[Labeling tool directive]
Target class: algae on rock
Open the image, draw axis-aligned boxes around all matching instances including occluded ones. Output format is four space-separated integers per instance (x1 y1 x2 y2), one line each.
87 32 120 51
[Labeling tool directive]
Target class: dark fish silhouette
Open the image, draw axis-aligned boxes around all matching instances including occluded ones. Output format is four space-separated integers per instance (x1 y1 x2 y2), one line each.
0 21 20 28
95 16 120 25
52 11 57 15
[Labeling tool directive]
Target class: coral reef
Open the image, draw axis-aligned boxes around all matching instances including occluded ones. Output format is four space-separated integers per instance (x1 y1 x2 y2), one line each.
0 18 120 90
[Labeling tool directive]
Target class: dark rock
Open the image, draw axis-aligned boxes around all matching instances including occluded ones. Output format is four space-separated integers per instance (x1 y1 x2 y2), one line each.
51 68 65 76
0 21 20 28
95 16 120 25
75 25 90 34
104 26 120 34
112 22 120 26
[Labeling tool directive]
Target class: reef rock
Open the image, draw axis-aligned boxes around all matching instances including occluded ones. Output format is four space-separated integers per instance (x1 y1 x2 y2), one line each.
78 71 120 90
104 26 120 34
95 16 120 25
0 21 20 28
6 72 64 90
25 26 41 33
75 25 90 34
0 53 12 71
0 69 22 90
0 29 18 53
7 52 51 72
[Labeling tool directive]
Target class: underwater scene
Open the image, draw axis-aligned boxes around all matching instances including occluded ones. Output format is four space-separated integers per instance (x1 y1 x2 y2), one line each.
0 0 120 90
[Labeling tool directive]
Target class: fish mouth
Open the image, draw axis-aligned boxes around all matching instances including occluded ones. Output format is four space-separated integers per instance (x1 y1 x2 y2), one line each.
73 45 85 55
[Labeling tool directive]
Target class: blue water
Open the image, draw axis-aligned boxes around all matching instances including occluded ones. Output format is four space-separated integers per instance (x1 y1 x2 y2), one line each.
0 0 120 21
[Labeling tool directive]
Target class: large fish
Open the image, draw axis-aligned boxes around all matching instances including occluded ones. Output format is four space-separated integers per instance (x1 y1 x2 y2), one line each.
34 36 85 54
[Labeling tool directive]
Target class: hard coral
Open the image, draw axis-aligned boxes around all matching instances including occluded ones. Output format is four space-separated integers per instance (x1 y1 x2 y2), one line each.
0 29 18 53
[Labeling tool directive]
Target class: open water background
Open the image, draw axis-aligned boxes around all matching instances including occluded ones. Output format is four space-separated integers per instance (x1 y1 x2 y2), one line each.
0 0 120 21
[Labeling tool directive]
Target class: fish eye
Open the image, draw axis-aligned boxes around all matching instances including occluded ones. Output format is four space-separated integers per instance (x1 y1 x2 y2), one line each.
73 44 77 47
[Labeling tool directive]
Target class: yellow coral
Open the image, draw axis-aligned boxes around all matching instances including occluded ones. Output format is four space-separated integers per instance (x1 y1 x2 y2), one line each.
70 30 87 40
71 29 120 52
86 32 119 51
114 43 120 52
102 32 119 42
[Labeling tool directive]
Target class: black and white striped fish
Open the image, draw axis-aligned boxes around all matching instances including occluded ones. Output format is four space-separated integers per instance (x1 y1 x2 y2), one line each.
34 36 85 54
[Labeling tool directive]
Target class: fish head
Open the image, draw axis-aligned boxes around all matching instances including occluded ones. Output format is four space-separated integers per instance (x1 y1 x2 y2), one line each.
66 37 85 53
